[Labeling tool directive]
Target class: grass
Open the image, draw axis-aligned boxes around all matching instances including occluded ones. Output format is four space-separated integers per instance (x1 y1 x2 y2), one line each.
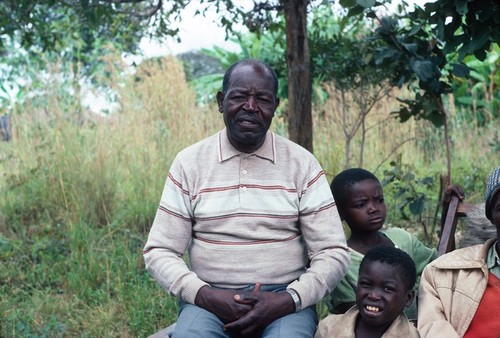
0 55 498 337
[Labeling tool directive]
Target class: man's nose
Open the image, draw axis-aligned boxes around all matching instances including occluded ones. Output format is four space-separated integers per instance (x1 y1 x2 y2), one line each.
244 96 258 112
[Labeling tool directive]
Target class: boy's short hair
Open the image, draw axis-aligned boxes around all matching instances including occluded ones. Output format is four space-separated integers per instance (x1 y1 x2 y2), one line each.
330 168 380 207
359 245 417 291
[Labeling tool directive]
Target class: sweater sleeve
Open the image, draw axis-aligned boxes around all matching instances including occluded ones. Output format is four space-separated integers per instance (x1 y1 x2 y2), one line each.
143 156 208 304
287 162 350 309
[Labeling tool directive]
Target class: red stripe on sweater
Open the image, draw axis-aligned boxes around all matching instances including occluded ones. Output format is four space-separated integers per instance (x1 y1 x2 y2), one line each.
158 205 191 222
197 212 298 222
168 173 189 196
307 170 325 188
193 234 300 245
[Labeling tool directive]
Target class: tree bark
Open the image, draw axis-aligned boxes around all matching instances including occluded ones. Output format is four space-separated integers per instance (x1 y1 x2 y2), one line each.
283 0 312 152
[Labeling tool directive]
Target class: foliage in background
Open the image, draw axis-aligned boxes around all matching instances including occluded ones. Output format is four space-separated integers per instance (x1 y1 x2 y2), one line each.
0 57 222 337
452 45 499 126
340 0 499 182
0 0 169 54
0 0 175 122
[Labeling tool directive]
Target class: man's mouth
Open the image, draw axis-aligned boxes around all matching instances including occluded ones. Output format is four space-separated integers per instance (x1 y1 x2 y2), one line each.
237 117 261 129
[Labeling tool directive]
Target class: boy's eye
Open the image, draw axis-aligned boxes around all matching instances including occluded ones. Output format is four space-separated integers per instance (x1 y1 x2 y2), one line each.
354 202 366 208
383 286 396 292
358 281 371 287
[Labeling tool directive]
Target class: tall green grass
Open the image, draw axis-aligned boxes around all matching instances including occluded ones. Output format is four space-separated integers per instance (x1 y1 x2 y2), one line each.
0 55 497 337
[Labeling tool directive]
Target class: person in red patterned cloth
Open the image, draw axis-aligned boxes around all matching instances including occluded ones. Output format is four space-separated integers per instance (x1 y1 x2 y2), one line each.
418 166 500 337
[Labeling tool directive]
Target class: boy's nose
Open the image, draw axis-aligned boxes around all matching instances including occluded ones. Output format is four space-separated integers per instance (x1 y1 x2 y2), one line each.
368 289 381 300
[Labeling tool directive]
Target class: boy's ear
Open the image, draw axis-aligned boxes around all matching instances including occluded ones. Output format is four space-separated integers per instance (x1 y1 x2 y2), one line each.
405 289 415 308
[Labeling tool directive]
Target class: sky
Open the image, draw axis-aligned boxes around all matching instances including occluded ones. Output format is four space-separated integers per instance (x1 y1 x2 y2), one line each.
140 2 245 58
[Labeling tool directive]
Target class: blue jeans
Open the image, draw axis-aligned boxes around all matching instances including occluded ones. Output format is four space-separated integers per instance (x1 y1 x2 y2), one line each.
172 284 318 338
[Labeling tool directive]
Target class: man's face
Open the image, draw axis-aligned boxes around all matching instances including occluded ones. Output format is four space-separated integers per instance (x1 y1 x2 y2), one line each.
340 179 386 234
217 64 279 153
356 261 414 329
491 193 500 228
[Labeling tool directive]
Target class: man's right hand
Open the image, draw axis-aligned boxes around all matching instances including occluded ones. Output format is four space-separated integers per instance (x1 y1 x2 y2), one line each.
194 285 254 324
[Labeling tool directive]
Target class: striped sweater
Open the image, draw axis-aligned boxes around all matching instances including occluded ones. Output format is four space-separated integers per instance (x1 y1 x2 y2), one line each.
143 129 349 308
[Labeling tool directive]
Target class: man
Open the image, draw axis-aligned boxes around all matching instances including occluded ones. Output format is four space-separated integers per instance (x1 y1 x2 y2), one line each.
143 59 349 338
418 167 500 337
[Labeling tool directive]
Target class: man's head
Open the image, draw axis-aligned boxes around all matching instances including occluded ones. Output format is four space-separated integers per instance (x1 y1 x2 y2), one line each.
485 167 500 224
330 168 386 233
356 246 416 329
216 59 280 153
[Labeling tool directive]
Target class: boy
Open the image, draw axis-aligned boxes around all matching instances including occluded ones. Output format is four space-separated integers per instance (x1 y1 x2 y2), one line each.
418 167 500 337
328 168 436 321
316 246 420 338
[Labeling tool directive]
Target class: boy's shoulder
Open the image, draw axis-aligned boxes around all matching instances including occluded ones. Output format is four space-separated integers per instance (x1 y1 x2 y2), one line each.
315 307 358 338
383 314 420 338
383 227 416 243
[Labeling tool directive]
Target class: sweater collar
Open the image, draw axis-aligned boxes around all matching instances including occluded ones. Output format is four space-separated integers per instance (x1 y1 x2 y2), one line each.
218 128 275 163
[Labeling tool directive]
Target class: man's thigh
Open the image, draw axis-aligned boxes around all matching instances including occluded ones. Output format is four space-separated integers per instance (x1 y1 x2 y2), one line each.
172 303 230 338
262 305 318 338
173 304 317 338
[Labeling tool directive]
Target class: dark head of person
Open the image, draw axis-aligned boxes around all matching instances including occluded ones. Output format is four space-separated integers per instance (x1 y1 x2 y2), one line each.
486 167 500 224
216 59 280 154
330 168 381 220
356 245 416 329
485 167 500 252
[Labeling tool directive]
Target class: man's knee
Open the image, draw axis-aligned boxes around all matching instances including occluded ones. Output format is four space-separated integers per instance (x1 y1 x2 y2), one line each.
173 304 228 338
263 306 318 338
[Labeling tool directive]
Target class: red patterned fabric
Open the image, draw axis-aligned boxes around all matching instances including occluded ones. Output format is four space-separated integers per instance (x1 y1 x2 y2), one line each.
464 272 500 338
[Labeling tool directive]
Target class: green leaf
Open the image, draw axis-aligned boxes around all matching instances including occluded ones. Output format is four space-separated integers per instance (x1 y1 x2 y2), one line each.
356 0 376 8
409 196 425 215
374 47 400 65
347 5 365 16
456 0 468 15
428 110 444 127
410 58 439 82
451 63 471 78
340 0 357 8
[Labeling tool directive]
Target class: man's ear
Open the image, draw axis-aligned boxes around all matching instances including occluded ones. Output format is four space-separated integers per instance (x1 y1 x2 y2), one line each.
405 289 415 307
216 91 224 113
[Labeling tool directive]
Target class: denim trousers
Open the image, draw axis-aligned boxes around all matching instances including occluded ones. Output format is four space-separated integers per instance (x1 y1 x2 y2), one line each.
171 284 318 338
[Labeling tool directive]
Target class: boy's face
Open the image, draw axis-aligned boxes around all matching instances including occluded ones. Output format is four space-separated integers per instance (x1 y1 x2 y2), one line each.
356 260 414 328
340 179 386 233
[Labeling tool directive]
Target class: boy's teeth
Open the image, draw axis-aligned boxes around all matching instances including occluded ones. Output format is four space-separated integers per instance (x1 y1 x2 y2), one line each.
366 305 380 312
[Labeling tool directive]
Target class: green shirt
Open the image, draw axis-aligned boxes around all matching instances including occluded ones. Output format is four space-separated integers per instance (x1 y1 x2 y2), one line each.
486 240 500 278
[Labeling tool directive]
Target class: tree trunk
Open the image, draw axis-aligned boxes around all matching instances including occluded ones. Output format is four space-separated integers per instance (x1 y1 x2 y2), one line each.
283 0 312 152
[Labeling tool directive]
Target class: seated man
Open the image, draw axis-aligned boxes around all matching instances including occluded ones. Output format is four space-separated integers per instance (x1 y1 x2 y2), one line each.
316 245 420 338
143 59 350 338
418 167 500 337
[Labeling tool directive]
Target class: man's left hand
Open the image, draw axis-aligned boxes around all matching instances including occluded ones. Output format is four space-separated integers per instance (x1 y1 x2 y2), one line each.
223 283 296 337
